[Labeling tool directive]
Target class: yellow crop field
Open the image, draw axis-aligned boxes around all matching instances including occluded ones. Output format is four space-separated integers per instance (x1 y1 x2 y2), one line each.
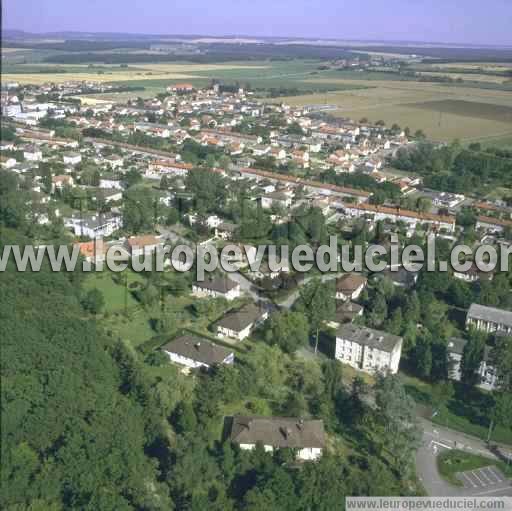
1 63 269 85
271 79 512 142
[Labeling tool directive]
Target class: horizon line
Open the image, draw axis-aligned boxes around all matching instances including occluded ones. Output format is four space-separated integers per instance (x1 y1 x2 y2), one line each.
3 28 512 50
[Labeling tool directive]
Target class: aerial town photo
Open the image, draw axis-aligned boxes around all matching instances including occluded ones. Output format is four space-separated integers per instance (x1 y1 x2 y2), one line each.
1 1 512 509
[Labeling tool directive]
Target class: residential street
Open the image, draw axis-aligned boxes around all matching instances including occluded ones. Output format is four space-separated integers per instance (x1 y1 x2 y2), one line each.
416 417 512 497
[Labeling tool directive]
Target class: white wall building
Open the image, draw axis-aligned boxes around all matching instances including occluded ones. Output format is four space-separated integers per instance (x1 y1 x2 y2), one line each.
335 324 403 375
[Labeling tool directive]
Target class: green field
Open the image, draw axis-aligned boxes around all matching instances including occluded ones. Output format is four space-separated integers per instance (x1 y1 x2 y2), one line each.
408 99 512 123
83 270 144 312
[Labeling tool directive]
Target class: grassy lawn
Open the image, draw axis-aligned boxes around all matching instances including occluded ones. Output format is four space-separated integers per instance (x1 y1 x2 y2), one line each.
437 449 512 487
103 308 155 349
83 270 144 313
402 374 512 445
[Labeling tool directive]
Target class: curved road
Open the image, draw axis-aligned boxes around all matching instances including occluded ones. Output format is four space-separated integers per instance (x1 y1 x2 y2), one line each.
416 418 512 497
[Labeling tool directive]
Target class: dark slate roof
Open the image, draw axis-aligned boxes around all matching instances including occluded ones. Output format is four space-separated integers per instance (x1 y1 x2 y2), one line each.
382 267 418 286
230 415 325 449
217 222 238 233
214 304 267 333
194 277 239 294
334 301 364 323
336 324 402 353
160 335 233 366
447 337 467 356
467 303 512 328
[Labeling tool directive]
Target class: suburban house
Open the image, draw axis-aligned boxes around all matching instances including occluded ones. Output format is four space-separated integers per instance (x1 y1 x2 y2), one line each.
335 324 403 375
380 267 419 288
229 415 325 461
453 263 493 283
335 273 367 301
63 152 82 165
104 154 124 169
260 191 293 210
326 301 364 328
99 178 123 190
476 215 512 234
214 303 268 341
215 222 238 240
192 277 241 301
126 234 160 257
466 303 512 334
75 240 108 264
447 337 499 391
342 202 456 233
65 213 122 239
99 188 123 203
52 174 74 190
161 334 234 371
23 145 43 161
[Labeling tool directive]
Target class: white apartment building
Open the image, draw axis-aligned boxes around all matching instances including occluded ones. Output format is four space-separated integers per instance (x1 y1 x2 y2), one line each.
335 324 403 375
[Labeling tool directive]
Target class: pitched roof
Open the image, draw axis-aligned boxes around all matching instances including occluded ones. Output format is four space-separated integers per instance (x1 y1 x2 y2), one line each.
467 303 512 328
214 304 267 333
336 324 402 353
336 273 367 293
74 240 107 259
160 335 233 366
334 301 364 323
230 415 325 449
345 202 455 225
447 337 467 356
194 277 239 294
127 235 159 248
477 215 512 228
240 167 371 198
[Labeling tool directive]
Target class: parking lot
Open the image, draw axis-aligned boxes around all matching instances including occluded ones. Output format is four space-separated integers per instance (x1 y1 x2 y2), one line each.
456 466 508 490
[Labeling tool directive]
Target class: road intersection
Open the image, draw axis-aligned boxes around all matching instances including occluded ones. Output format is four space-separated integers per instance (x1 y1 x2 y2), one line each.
416 418 512 497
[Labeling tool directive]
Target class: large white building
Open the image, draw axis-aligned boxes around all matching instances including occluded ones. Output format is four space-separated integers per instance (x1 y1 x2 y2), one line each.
229 415 325 461
335 324 403 375
466 303 512 334
65 213 122 239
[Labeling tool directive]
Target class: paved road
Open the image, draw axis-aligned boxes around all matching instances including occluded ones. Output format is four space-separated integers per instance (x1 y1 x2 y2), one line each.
276 272 341 309
416 418 512 497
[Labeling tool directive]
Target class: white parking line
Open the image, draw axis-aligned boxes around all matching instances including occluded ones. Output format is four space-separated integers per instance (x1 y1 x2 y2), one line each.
430 440 452 450
478 468 494 485
481 467 499 484
487 467 505 483
461 473 478 488
471 470 486 486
